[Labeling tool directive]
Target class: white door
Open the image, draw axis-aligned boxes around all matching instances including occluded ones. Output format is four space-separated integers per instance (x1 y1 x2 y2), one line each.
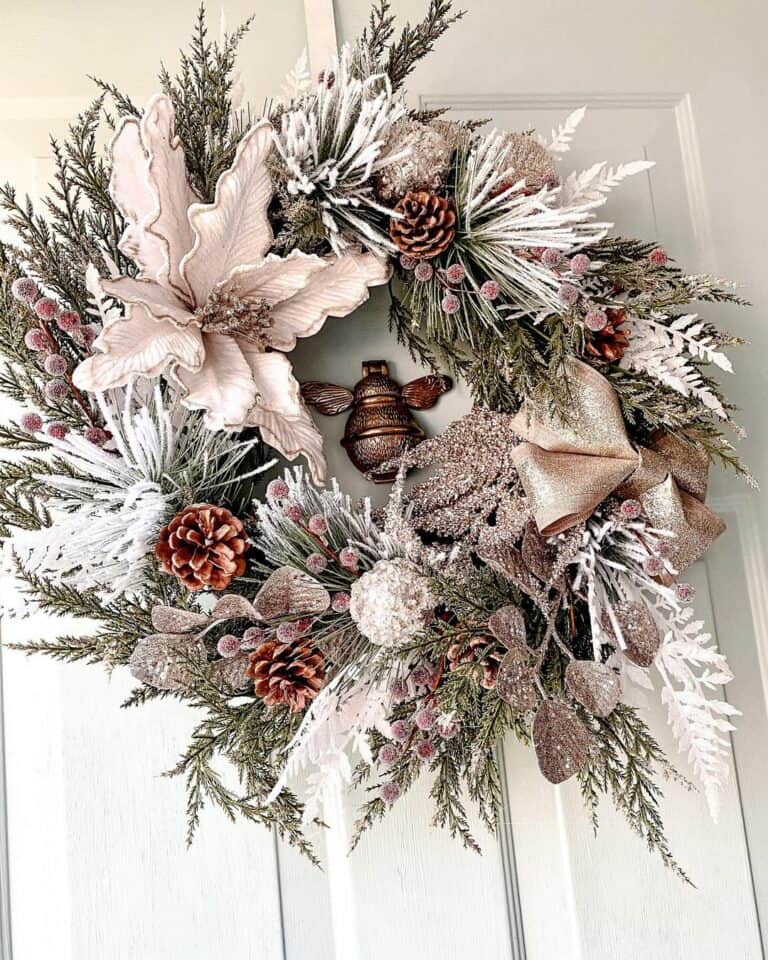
0 2 766 958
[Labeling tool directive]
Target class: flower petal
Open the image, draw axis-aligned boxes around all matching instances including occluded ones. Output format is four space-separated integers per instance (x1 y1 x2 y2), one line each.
72 304 203 391
109 117 167 281
243 351 326 483
249 402 327 485
100 277 194 326
141 95 198 301
238 348 302 417
174 333 256 430
224 250 327 306
268 251 391 350
181 121 274 305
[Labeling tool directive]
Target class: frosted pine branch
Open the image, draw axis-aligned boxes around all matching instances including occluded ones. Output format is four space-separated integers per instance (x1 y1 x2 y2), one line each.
274 43 405 254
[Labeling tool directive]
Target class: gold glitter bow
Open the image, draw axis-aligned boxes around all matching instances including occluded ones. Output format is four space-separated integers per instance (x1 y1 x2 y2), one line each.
510 359 725 571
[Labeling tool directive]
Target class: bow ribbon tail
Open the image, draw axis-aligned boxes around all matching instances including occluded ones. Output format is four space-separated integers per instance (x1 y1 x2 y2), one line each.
639 476 726 572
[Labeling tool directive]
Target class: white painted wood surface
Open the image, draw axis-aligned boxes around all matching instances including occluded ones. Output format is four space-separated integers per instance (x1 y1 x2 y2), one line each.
1 1 766 958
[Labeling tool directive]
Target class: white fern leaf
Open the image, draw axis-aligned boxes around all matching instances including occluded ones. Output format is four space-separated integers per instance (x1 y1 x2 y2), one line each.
545 106 587 154
651 601 739 821
268 671 392 823
620 314 728 418
570 509 737 822
563 159 654 205
282 48 312 102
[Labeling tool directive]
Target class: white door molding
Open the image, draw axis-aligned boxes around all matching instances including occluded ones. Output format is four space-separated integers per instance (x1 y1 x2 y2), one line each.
709 492 768 715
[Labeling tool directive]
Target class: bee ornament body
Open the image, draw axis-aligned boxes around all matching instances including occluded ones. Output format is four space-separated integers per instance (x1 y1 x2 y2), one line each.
302 361 452 482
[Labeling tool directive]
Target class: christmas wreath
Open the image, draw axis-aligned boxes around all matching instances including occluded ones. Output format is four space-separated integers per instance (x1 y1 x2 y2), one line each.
0 3 751 879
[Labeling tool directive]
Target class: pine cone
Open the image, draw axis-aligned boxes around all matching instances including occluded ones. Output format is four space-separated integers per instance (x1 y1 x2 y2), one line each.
155 503 248 591
447 636 503 690
246 639 325 711
389 191 457 259
585 308 630 363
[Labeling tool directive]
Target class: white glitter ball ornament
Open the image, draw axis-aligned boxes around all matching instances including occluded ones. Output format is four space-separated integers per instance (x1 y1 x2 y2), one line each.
350 558 437 648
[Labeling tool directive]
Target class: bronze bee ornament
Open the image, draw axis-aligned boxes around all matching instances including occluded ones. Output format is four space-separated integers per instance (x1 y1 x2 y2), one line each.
301 361 452 482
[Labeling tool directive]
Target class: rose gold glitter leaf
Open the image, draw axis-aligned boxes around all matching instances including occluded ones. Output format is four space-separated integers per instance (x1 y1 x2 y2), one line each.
254 566 330 620
495 649 538 712
476 535 546 605
150 605 210 633
213 653 252 691
533 700 590 784
212 594 259 622
488 605 527 649
521 519 558 582
613 601 660 667
565 659 621 718
129 633 207 691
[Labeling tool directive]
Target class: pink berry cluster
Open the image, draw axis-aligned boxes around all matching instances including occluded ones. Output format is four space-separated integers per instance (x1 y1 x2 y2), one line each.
264 478 359 610
399 253 501 315
377 662 459 805
18 407 108 447
224 613 328 657
528 247 593 311
11 277 108 444
215 616 319 660
12 277 98 355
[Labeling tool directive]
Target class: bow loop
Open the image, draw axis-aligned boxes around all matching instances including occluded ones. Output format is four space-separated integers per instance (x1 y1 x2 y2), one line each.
510 359 724 570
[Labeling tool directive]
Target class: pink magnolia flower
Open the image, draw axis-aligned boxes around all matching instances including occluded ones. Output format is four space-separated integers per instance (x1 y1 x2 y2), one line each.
72 95 390 481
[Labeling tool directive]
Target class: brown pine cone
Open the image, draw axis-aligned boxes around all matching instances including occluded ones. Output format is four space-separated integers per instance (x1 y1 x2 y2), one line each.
155 503 248 591
389 191 457 259
246 639 325 712
447 636 503 690
585 308 630 363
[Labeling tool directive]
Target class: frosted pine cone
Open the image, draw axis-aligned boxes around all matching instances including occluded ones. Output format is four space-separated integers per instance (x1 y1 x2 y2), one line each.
246 639 325 712
350 558 436 648
155 503 248 591
389 192 457 260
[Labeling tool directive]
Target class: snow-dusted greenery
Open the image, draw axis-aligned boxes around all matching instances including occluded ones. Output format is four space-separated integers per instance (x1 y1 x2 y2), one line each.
455 122 652 321
571 506 737 820
621 312 731 418
11 385 272 599
0 1 751 880
274 44 406 254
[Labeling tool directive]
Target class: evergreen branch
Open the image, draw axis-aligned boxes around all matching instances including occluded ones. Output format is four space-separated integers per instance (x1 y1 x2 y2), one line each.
579 704 693 884
430 749 481 852
378 1 465 90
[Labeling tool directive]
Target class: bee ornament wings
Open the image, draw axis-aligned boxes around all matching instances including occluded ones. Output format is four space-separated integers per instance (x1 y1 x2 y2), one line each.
301 372 452 415
300 381 355 415
401 374 453 409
